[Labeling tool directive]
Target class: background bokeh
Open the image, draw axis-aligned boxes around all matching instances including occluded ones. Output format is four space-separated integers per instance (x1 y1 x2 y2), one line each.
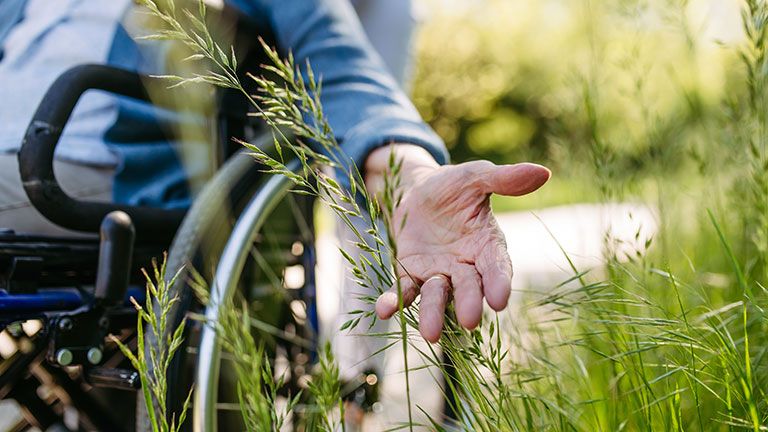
392 2 768 429
411 0 744 208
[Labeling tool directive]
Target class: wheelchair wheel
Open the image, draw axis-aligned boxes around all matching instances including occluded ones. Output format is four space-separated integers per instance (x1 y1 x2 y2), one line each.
136 146 318 431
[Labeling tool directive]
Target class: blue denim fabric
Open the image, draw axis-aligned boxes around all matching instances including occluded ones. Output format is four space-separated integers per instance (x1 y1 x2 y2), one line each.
1 0 448 207
104 24 193 208
109 0 448 205
229 0 449 189
0 0 27 56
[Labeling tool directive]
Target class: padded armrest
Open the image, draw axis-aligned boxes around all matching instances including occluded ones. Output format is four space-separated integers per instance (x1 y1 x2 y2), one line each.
19 64 186 245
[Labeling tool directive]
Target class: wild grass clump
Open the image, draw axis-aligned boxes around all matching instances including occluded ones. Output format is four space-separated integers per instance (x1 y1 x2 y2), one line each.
736 0 768 280
213 297 297 431
111 255 191 432
121 0 768 430
133 0 425 428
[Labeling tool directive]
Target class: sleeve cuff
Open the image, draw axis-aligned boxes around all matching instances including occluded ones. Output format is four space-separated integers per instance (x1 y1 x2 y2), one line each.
333 115 449 191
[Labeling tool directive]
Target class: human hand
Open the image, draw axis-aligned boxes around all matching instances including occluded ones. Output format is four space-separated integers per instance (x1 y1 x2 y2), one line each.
364 145 550 343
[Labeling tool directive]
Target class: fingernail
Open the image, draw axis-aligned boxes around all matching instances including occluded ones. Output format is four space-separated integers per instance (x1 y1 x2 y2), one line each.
375 292 398 319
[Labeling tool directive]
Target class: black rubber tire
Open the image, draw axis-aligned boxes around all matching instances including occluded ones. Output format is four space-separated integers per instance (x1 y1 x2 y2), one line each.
136 141 316 431
136 144 265 432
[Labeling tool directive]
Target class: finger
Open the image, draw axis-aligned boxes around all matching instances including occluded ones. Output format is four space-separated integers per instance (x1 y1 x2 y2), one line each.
451 263 484 330
484 163 551 197
375 276 420 320
418 275 451 343
476 233 513 311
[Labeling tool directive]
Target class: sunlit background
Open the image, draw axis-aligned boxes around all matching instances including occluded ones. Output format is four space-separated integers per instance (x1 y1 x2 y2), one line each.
3 0 767 429
334 0 768 429
413 0 741 205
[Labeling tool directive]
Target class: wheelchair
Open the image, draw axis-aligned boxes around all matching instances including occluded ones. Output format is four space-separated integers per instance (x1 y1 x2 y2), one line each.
0 60 382 431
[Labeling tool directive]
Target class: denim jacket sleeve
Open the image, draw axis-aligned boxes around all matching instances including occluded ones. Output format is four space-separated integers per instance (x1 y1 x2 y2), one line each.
228 0 450 187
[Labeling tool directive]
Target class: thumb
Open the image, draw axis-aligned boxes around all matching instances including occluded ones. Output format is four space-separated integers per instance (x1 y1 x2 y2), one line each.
483 162 551 196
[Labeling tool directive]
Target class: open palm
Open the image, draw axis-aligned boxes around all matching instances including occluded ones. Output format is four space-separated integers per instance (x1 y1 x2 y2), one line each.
375 161 550 342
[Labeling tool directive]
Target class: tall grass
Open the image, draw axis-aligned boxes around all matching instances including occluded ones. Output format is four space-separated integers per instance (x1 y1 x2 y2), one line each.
122 0 768 430
739 0 768 281
112 256 191 432
132 0 421 428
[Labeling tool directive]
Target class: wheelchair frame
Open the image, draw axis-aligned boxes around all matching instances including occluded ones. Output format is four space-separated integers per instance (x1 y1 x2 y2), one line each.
0 64 321 431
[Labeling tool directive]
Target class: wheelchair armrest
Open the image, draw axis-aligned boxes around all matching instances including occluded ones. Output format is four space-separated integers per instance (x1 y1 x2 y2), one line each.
18 64 186 245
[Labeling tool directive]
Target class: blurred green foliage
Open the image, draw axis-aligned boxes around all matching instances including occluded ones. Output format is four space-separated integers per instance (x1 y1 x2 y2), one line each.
409 3 768 430
412 0 743 196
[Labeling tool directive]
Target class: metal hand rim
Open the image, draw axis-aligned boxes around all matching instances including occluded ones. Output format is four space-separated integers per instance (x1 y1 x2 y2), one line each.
193 158 303 432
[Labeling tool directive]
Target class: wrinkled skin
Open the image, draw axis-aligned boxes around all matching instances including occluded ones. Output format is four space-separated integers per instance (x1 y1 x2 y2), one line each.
366 148 550 343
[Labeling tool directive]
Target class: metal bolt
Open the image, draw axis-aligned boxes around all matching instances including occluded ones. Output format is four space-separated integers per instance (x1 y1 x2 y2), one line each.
98 316 109 330
55 349 73 366
123 371 140 389
87 347 103 365
58 318 73 331
365 373 378 386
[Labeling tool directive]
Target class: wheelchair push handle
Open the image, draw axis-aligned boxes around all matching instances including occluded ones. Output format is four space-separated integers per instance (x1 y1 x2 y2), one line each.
18 64 185 244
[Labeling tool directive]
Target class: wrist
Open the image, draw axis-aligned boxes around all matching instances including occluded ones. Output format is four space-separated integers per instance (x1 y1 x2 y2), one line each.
363 143 440 196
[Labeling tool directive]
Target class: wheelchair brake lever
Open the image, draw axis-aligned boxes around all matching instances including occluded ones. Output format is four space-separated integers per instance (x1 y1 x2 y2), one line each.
94 211 135 308
44 212 136 369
